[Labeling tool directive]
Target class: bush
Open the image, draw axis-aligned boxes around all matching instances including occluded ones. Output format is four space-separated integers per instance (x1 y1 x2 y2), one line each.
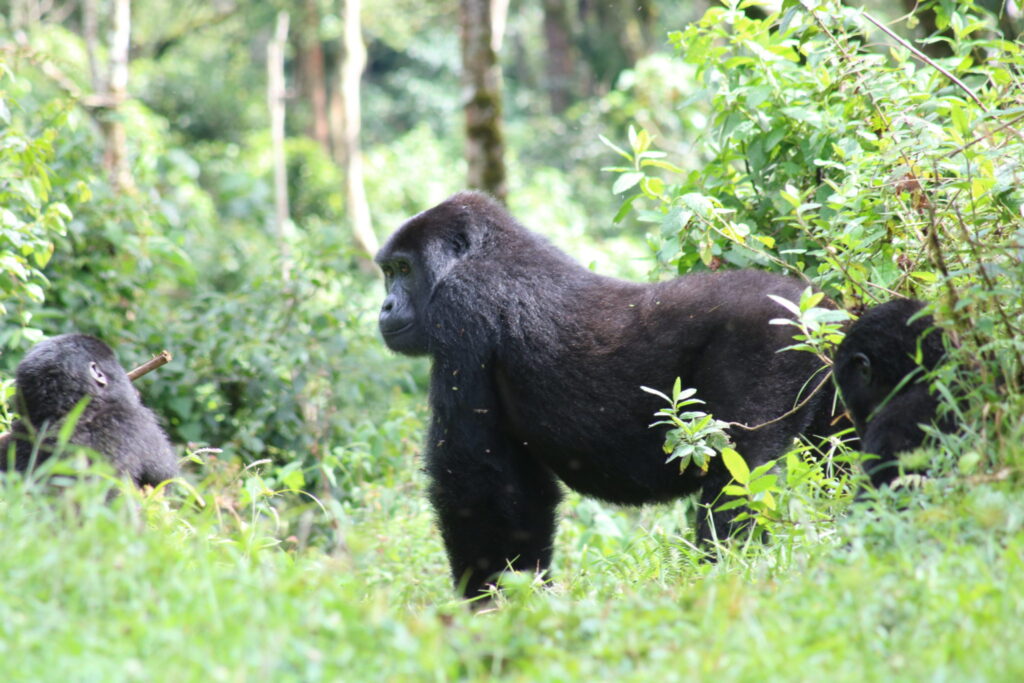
609 0 1023 388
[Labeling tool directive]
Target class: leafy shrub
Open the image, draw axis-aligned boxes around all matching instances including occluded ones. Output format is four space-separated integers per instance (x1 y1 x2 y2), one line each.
0 56 74 348
610 0 1023 391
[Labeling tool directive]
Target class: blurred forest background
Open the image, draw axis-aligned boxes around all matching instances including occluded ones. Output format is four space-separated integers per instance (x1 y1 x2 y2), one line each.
2 0 1024 678
0 0 728 479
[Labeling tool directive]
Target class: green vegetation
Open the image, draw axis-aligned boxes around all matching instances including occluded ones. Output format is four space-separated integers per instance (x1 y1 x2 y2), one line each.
1 0 1022 679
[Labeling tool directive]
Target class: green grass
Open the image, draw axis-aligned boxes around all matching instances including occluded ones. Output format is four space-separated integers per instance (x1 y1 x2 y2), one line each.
1 449 1022 682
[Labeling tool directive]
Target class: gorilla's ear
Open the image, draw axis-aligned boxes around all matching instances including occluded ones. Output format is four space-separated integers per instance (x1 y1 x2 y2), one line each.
89 362 108 387
852 352 872 382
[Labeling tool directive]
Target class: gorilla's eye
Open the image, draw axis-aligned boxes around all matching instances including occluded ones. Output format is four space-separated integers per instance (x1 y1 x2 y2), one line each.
853 352 872 381
451 232 470 255
397 261 411 275
89 362 108 387
382 265 394 278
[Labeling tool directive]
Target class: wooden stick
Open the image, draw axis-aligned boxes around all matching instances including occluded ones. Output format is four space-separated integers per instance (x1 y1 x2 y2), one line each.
127 350 172 381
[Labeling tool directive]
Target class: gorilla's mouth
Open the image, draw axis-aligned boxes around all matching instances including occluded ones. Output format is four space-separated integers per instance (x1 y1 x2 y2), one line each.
381 322 414 338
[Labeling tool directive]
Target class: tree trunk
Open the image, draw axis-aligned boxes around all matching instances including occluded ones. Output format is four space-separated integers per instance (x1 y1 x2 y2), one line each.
297 0 330 150
460 0 507 203
267 10 294 279
491 0 509 53
81 0 134 192
338 0 378 259
542 0 573 114
577 0 654 94
82 0 103 93
328 74 345 164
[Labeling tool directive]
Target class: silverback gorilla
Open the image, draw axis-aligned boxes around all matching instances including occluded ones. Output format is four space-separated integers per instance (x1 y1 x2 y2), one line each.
0 334 179 487
376 192 838 597
833 299 956 487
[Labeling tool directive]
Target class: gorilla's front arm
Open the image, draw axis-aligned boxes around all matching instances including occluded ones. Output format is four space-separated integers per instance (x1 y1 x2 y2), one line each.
424 355 562 597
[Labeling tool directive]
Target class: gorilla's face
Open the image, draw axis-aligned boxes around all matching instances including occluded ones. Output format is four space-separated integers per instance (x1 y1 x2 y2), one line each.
376 246 431 356
375 200 478 357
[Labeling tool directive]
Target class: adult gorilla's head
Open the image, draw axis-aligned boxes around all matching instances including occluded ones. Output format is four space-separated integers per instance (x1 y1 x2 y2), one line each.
373 193 483 356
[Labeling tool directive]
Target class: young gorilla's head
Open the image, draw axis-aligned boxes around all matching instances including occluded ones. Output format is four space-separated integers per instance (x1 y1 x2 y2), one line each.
16 334 137 427
833 299 947 431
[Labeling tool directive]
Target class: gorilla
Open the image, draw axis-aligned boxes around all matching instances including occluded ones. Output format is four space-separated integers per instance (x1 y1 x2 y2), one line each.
376 191 839 597
0 334 179 487
833 298 957 487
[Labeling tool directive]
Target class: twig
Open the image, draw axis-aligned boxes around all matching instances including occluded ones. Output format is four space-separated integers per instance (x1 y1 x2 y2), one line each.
127 350 172 381
862 11 988 112
945 111 1024 159
729 369 834 432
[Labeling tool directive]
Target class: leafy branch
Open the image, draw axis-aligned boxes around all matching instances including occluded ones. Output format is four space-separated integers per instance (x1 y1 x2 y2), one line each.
643 378 732 475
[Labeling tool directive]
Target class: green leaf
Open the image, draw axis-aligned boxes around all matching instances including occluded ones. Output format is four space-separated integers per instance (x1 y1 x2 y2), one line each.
57 397 91 448
598 134 633 162
748 474 778 494
750 461 777 480
612 194 640 223
715 499 747 512
722 447 750 485
767 294 801 317
641 158 687 174
612 172 644 195
640 385 671 403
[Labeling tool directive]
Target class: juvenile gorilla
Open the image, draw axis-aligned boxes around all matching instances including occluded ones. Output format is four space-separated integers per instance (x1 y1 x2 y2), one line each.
833 299 956 487
376 192 837 597
0 334 179 487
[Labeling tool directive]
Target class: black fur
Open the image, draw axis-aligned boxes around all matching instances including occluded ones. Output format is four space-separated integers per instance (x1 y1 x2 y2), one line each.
833 299 956 487
0 334 178 487
376 191 838 597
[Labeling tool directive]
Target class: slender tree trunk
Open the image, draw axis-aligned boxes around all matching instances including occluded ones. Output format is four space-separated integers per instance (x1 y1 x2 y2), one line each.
267 11 294 279
491 0 509 52
298 0 330 150
82 0 102 93
460 0 507 203
102 0 132 192
542 0 573 114
338 0 378 259
328 74 344 163
9 0 32 30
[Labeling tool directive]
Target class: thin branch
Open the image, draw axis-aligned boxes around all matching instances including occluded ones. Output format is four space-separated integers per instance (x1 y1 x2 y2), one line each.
1 40 84 101
127 350 173 381
862 11 988 112
728 370 833 432
945 110 1024 159
147 4 239 60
